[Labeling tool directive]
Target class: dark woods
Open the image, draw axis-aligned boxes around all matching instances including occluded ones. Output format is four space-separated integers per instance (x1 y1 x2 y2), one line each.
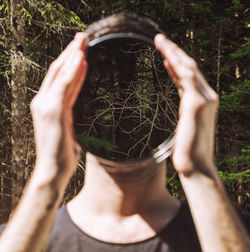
0 0 249 222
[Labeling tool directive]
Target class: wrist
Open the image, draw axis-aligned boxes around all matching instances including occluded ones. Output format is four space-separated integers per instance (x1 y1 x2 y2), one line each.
26 179 63 210
176 155 218 178
178 162 224 191
29 160 71 195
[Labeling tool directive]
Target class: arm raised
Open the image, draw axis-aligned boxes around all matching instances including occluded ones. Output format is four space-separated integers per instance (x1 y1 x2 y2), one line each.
155 34 250 252
0 33 88 252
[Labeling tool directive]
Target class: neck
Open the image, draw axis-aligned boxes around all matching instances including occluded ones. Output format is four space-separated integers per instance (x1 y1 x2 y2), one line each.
69 153 179 218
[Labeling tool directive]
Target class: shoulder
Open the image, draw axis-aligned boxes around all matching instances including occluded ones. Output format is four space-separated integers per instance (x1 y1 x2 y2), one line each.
47 205 82 252
158 202 202 252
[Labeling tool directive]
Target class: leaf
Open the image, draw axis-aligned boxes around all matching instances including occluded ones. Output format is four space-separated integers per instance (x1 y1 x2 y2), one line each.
230 38 250 59
77 133 118 152
218 169 250 184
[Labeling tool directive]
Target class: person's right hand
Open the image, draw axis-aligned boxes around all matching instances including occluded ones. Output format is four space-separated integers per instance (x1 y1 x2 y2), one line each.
30 33 88 190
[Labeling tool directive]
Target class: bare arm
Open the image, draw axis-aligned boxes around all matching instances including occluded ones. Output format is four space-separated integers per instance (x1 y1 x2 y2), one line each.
155 34 250 252
0 33 88 252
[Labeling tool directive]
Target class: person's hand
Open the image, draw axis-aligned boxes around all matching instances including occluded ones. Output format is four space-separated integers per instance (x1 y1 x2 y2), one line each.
155 34 219 177
30 33 88 190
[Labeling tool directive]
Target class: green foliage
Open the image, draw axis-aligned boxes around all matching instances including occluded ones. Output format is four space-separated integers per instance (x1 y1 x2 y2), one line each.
219 79 250 114
166 162 184 200
0 2 9 14
218 148 250 165
230 38 250 59
217 148 250 185
28 1 85 30
227 148 250 164
77 132 118 153
0 53 10 77
218 169 250 185
21 8 32 25
70 11 84 25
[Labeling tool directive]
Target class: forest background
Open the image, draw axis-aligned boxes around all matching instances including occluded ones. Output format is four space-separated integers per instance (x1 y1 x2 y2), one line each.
0 0 249 223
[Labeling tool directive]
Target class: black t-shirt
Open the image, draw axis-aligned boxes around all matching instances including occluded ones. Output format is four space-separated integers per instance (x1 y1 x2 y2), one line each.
47 204 202 252
1 204 249 251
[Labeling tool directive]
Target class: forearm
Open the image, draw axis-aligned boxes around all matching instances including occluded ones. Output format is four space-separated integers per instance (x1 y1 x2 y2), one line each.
0 164 66 252
179 164 250 252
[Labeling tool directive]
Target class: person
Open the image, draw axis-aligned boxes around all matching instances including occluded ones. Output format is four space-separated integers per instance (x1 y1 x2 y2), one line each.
0 32 249 252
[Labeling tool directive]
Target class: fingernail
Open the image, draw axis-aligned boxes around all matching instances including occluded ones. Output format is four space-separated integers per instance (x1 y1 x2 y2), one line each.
74 33 87 50
155 34 165 42
75 32 86 40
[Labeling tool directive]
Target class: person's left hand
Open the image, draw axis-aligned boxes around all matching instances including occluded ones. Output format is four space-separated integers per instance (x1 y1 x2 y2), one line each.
155 34 219 177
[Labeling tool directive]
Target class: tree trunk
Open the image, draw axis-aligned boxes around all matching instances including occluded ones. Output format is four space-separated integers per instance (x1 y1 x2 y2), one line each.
0 75 12 223
10 0 29 210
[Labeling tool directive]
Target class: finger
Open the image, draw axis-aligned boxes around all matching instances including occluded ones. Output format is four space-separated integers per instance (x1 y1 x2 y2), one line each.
39 34 87 93
155 34 198 92
66 59 88 106
74 32 87 51
51 49 87 103
163 60 180 88
195 70 218 101
63 108 82 160
172 117 196 174
155 34 194 67
39 40 77 93
172 92 206 174
56 33 87 63
155 34 218 101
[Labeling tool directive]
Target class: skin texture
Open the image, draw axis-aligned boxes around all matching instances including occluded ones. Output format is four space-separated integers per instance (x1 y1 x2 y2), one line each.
67 153 181 243
0 32 249 251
